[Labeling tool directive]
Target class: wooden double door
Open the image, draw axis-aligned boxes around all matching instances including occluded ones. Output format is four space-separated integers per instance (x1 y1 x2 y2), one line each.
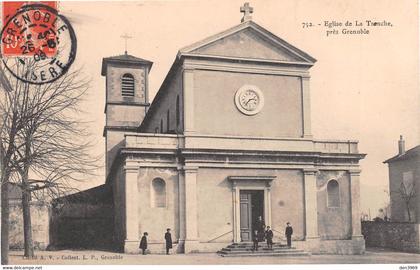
239 190 264 242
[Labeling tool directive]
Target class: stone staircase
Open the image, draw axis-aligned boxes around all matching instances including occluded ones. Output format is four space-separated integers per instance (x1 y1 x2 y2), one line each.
218 242 310 257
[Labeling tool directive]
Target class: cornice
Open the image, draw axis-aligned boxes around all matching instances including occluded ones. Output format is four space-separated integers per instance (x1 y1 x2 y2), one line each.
228 175 277 182
181 53 314 68
181 57 311 78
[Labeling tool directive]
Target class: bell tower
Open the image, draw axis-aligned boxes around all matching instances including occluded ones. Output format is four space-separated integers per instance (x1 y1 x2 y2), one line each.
101 53 153 176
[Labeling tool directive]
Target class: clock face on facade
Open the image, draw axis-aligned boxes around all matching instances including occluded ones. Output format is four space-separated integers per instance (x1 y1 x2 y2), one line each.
234 85 264 115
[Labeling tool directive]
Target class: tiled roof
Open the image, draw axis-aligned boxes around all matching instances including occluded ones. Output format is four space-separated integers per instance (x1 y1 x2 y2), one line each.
383 145 420 163
101 53 153 75
103 53 152 63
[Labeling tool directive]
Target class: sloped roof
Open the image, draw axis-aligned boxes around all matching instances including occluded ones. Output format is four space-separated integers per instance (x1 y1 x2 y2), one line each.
383 145 420 163
101 53 153 75
53 184 113 204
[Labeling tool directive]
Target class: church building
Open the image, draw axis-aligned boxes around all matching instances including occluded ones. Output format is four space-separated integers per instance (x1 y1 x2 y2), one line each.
102 3 366 254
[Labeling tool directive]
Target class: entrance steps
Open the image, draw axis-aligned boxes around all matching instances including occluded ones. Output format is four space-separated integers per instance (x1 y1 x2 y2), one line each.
218 242 310 257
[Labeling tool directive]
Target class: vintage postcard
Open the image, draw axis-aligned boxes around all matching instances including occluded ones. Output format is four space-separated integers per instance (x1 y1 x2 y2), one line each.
0 0 419 269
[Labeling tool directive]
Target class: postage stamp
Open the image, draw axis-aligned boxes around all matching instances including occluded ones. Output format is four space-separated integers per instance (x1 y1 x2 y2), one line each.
0 2 77 84
2 1 58 57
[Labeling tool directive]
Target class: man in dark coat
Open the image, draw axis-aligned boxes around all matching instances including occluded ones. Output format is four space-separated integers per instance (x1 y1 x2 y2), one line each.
139 232 148 255
252 230 259 251
265 226 274 249
255 216 266 242
165 228 173 255
285 222 293 248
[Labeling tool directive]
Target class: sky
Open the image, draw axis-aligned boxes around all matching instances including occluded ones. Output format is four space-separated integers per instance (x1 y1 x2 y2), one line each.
54 0 419 217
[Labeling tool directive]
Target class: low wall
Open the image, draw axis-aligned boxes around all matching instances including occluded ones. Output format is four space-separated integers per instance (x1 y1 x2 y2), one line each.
362 221 420 253
50 203 114 250
9 201 50 250
50 184 114 251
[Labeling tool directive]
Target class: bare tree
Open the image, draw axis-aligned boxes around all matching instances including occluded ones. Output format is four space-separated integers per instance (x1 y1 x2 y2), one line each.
1 66 25 264
396 181 416 222
1 62 99 259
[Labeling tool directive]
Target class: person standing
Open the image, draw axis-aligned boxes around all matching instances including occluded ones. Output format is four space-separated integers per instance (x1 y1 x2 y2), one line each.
139 232 148 255
252 230 259 251
164 228 173 255
285 222 293 248
265 226 274 249
256 216 266 242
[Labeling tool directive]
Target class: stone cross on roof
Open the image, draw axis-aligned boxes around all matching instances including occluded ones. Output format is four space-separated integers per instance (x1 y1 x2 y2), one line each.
120 33 132 55
240 2 254 23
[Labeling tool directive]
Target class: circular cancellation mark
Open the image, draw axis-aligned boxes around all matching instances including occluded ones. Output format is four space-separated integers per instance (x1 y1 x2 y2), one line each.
0 3 77 85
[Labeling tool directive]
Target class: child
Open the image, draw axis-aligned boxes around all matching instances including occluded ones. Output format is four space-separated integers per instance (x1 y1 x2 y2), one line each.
265 226 273 249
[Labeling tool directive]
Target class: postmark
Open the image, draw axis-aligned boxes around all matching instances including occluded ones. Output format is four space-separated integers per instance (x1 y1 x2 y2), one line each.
0 3 77 84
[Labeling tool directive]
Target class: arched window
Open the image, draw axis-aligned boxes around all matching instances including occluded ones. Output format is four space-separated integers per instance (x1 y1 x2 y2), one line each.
327 180 340 207
160 119 163 133
151 178 166 208
176 95 180 127
121 73 135 97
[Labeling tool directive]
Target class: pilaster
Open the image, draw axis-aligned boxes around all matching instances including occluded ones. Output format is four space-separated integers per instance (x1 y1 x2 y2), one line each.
232 181 240 243
301 77 312 138
349 169 363 238
183 69 195 135
177 167 186 253
303 169 319 240
182 166 199 253
264 181 272 227
124 164 140 253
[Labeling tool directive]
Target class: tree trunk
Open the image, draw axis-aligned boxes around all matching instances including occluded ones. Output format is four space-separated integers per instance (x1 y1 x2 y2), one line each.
1 139 9 265
1 178 10 265
406 202 412 222
21 168 34 258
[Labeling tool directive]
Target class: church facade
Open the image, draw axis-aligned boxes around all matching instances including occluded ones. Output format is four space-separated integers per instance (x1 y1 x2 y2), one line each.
102 10 366 255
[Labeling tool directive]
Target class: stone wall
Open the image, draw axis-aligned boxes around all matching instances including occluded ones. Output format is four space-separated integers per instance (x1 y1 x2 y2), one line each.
362 221 420 253
50 203 114 250
9 201 50 250
50 185 114 250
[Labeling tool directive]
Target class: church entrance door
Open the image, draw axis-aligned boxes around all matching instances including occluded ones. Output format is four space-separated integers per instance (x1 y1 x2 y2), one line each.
239 190 264 242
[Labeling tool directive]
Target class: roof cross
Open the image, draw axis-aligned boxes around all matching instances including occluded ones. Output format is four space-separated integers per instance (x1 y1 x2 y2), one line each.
120 33 132 55
240 2 254 23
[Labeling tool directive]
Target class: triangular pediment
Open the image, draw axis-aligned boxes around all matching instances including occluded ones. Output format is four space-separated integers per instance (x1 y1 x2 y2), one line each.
180 21 316 65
